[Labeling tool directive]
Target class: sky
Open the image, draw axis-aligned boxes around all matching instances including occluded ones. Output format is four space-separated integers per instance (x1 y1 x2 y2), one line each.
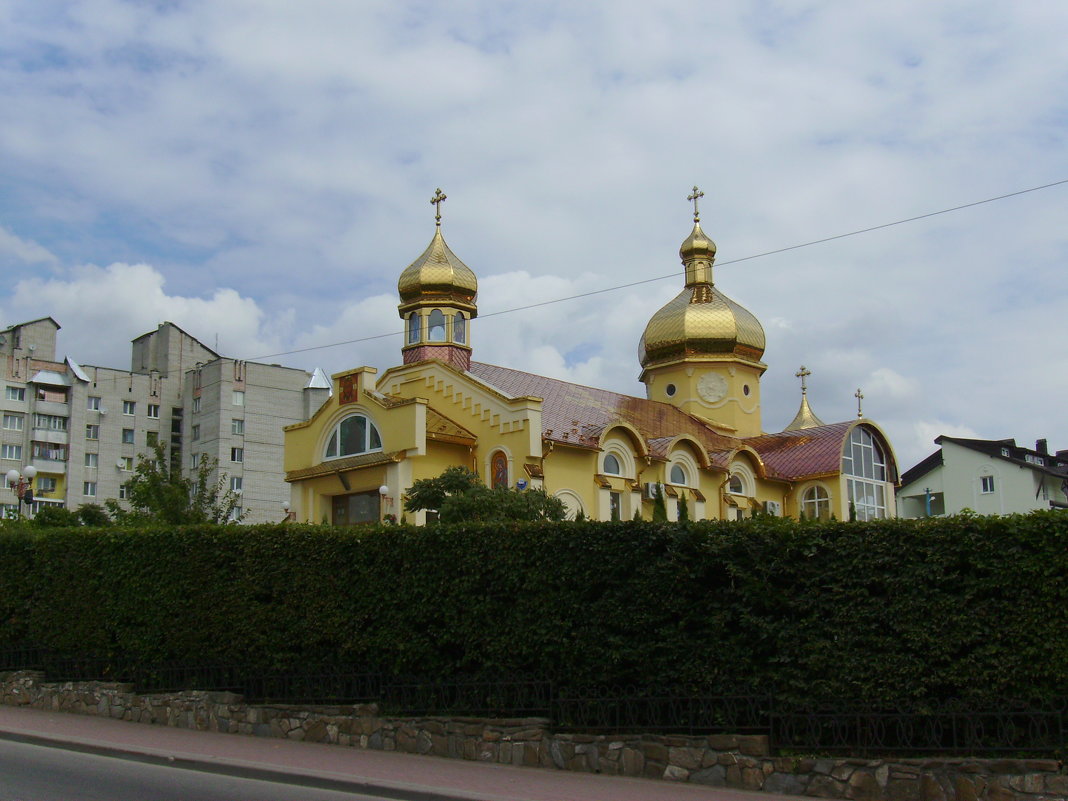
1 1 1066 472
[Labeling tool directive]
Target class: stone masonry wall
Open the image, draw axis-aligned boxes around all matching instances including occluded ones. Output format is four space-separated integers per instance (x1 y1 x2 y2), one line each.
2 671 1065 800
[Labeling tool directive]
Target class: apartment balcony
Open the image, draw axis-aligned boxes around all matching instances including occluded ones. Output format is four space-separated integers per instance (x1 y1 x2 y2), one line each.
31 428 69 445
29 458 67 475
33 400 69 417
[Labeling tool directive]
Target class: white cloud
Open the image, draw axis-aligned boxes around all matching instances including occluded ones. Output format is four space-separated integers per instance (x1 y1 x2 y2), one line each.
0 226 57 266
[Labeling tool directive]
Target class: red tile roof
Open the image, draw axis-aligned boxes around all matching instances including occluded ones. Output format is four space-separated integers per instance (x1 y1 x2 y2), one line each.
468 362 856 481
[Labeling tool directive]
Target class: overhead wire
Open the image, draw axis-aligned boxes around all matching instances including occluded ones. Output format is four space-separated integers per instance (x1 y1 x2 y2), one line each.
243 177 1068 363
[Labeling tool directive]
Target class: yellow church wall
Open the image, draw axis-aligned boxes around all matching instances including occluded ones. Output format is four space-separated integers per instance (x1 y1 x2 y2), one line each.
642 360 765 438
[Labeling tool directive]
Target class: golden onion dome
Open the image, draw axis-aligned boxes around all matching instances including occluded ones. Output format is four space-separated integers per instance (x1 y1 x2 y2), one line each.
639 219 765 369
397 227 478 306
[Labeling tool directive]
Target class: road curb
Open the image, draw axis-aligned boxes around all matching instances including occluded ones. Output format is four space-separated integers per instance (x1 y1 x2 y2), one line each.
0 728 479 801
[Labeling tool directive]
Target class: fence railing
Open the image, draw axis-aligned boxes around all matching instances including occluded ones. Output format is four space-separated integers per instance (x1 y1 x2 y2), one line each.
2 648 1064 755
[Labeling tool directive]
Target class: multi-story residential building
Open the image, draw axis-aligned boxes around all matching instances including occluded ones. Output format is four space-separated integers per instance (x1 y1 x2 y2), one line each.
1 318 329 524
897 436 1068 518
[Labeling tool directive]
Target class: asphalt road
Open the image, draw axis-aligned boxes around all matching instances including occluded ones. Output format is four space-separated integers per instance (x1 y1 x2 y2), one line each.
0 738 398 801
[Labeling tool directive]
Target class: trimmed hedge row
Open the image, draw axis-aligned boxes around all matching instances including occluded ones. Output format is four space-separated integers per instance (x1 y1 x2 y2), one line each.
1 512 1066 702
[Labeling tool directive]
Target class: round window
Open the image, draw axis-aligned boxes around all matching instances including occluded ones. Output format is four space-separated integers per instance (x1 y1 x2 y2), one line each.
665 384 676 397
743 384 750 396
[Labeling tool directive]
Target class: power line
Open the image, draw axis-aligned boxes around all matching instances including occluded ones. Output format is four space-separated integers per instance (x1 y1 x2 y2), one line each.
245 178 1068 362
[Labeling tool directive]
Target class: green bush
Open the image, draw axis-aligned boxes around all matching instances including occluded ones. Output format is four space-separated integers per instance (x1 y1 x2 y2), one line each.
0 512 1066 702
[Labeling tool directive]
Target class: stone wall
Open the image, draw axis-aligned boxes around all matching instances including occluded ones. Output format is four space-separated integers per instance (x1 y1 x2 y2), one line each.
2 671 1064 800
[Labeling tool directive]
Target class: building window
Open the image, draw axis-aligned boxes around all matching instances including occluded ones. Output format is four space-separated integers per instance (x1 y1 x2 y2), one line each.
191 453 200 469
37 477 57 494
491 450 508 489
231 419 244 435
728 475 744 494
119 456 133 471
5 386 25 402
603 453 621 475
31 442 67 462
2 414 23 431
427 309 446 342
192 424 200 441
843 426 889 521
801 486 831 520
36 386 67 403
609 491 622 521
119 484 128 500
83 482 96 497
228 506 243 522
85 424 99 440
232 390 244 406
122 428 135 444
147 404 160 419
192 397 201 413
84 453 98 468
230 476 242 492
980 475 995 494
669 464 687 485
407 314 420 344
123 400 136 415
1 444 22 461
33 414 68 431
146 431 158 447
231 447 243 463
1000 447 1010 457
453 314 466 344
324 414 383 459
87 396 101 410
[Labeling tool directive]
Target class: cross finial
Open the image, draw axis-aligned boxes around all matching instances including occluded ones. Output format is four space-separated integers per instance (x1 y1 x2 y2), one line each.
855 388 864 418
430 188 447 226
687 185 704 222
796 365 812 395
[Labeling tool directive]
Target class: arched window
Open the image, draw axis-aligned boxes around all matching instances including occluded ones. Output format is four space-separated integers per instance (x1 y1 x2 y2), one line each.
491 450 508 489
428 309 446 342
324 414 383 459
842 426 888 520
669 464 687 485
453 313 466 344
728 475 744 494
801 485 830 521
603 453 621 475
407 314 421 344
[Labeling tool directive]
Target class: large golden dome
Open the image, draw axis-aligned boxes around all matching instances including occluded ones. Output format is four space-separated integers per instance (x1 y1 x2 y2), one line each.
639 219 765 369
397 227 478 309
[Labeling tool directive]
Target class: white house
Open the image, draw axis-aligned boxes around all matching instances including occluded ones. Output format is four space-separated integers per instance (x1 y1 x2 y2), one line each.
897 436 1068 518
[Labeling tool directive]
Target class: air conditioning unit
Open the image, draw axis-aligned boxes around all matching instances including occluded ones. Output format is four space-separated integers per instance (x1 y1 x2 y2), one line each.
643 482 661 500
99 408 107 415
763 500 782 517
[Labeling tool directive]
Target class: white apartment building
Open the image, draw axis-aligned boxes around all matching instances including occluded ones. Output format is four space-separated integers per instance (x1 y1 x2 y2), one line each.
1 318 329 524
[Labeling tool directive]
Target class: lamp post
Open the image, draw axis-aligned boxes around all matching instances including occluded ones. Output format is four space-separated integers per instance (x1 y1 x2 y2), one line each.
379 484 394 523
5 465 37 520
281 501 294 523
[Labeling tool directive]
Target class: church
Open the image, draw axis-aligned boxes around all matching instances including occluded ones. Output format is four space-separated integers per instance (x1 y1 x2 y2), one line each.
283 189 899 525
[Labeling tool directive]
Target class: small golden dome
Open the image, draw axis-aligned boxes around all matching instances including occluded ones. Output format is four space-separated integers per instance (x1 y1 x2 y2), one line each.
679 219 716 264
397 227 478 308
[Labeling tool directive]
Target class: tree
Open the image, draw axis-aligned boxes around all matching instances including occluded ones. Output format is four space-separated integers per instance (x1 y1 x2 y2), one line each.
404 466 567 524
106 443 244 525
651 483 668 522
678 492 690 522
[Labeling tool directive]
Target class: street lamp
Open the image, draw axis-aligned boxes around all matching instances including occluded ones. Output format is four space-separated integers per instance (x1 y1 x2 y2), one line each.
379 485 395 523
5 465 38 519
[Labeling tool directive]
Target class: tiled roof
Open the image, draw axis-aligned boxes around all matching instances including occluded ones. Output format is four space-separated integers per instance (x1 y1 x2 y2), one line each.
745 422 856 481
468 362 855 481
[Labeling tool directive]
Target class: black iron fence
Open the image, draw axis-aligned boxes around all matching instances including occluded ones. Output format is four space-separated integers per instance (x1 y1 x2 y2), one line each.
2 648 1064 755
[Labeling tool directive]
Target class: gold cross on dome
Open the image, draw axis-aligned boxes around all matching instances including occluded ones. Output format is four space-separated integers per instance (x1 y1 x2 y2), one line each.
796 365 811 394
430 188 447 226
855 388 864 418
687 186 704 222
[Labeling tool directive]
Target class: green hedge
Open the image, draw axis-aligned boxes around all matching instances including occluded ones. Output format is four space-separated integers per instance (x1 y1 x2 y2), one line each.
1 512 1066 701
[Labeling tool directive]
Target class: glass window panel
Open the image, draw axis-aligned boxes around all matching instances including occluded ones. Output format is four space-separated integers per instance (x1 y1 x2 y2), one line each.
453 314 465 344
408 314 420 344
428 309 446 342
603 454 621 475
670 465 686 485
325 432 338 458
340 416 367 455
368 423 382 451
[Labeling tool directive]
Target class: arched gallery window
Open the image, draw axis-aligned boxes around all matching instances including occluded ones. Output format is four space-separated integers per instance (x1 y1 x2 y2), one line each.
801 485 830 520
453 313 466 344
669 464 688 485
324 414 383 459
842 426 888 520
603 453 621 475
407 314 421 344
